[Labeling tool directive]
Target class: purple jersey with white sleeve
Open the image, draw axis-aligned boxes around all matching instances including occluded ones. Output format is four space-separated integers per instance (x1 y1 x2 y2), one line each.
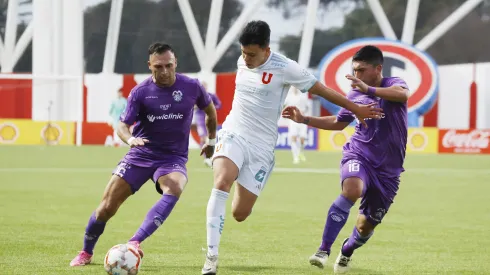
120 74 211 167
337 77 408 178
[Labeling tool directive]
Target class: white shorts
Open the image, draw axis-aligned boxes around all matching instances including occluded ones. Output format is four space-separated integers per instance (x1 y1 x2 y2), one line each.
288 123 308 139
212 130 275 196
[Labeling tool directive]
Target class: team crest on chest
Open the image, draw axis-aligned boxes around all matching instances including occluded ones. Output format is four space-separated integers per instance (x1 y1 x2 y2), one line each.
172 90 183 102
262 72 273 84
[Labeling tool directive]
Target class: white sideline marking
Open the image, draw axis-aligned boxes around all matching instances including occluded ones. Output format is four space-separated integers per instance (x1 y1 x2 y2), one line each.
0 167 489 175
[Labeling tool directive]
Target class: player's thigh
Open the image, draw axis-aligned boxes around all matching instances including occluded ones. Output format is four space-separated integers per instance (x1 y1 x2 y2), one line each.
358 176 398 228
153 162 188 197
231 183 258 222
96 161 153 220
288 124 300 140
340 159 369 201
212 131 245 192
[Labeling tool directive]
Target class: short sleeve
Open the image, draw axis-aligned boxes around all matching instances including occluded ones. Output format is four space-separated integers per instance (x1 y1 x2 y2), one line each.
210 93 222 110
386 77 409 90
196 81 212 110
283 60 317 93
120 88 141 125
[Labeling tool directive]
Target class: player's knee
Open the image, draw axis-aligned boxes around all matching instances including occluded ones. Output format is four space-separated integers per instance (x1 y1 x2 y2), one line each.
95 201 118 222
214 177 233 193
341 178 363 202
159 180 183 197
232 209 251 222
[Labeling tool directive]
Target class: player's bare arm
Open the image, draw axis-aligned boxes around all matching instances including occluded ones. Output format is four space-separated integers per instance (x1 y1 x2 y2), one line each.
201 102 218 158
117 121 148 147
346 74 409 102
308 82 383 127
282 106 349 131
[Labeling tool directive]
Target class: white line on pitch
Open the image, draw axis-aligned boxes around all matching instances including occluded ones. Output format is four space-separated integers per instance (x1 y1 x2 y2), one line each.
0 167 489 175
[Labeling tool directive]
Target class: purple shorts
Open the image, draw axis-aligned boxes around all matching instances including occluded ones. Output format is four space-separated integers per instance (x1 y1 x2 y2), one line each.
112 158 187 194
340 159 399 225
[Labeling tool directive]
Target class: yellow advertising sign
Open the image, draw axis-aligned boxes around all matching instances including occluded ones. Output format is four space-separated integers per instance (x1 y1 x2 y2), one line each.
406 127 438 153
0 119 75 145
318 127 438 153
318 127 356 152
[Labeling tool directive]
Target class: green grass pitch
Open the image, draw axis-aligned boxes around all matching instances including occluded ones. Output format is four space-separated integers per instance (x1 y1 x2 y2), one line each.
0 146 489 274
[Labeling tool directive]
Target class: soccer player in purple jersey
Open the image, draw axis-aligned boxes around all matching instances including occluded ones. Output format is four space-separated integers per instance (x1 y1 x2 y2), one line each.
194 82 221 167
282 45 408 273
70 42 218 267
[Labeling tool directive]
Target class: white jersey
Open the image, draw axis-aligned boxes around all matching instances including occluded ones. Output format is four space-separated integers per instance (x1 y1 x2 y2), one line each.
222 51 317 150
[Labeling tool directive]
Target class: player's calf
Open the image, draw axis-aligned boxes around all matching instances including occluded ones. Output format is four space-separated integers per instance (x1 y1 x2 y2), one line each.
129 177 181 244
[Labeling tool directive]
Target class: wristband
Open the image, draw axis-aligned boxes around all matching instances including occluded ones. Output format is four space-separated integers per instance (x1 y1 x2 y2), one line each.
367 86 376 96
127 137 135 144
206 138 216 146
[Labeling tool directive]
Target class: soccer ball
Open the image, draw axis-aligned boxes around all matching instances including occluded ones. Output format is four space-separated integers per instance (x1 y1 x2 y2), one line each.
104 244 142 275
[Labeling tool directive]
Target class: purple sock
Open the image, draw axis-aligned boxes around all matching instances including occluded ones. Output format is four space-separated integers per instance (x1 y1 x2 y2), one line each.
129 194 179 243
341 226 373 257
83 212 106 254
319 195 353 254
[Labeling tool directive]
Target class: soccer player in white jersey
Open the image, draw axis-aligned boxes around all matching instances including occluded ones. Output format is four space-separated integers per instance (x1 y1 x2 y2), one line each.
201 20 383 275
284 87 310 164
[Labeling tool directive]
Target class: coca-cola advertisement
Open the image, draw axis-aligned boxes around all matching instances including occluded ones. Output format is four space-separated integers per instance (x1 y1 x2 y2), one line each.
439 129 490 154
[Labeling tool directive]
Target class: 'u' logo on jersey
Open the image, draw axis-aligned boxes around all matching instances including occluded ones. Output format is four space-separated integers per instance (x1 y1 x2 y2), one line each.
262 72 273 84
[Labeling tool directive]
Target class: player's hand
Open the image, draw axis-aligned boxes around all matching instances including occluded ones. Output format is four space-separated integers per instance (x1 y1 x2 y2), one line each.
354 103 384 128
281 106 304 123
346 74 369 93
200 144 215 158
128 137 149 147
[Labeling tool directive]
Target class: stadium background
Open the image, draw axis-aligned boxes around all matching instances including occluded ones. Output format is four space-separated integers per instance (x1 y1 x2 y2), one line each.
0 0 488 155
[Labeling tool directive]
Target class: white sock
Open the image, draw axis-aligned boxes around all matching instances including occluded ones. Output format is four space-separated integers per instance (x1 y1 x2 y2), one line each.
206 188 229 256
291 140 299 159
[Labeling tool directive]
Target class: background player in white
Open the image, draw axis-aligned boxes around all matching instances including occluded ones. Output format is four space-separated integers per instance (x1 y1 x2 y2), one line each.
284 87 310 164
201 20 383 275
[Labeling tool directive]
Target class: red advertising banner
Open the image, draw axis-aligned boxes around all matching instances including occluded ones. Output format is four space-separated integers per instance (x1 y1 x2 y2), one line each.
439 129 490 154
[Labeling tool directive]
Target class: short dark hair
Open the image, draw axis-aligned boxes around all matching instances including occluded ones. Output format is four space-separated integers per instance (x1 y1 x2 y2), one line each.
148 42 174 55
239 20 271 48
353 45 383 66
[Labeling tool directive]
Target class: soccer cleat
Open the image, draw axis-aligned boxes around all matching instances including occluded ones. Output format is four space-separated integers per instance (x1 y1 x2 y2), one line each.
204 158 213 168
70 251 93 266
299 152 306 162
293 157 300 164
309 250 329 269
202 253 218 275
334 238 352 274
127 241 144 258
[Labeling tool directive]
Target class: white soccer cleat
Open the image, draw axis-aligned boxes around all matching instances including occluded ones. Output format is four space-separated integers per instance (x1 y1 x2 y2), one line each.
202 253 218 275
299 152 306 162
309 250 329 269
293 157 300 164
204 158 213 168
334 239 352 274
